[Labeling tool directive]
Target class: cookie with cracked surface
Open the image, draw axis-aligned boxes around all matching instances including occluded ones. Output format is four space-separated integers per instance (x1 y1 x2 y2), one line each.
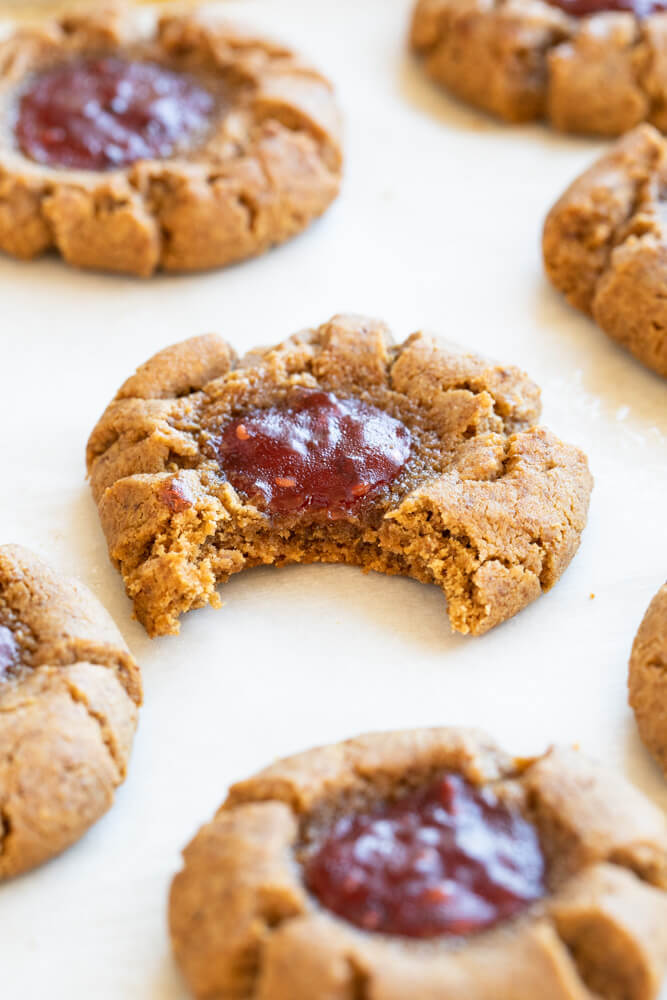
0 544 142 880
410 0 667 135
629 582 667 775
0 4 342 276
544 125 667 377
86 314 593 638
169 726 667 1000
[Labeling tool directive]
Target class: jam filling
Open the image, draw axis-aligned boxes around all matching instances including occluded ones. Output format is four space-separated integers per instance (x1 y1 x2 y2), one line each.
16 56 215 170
215 389 412 516
0 625 19 682
304 774 545 939
545 0 667 16
159 478 194 514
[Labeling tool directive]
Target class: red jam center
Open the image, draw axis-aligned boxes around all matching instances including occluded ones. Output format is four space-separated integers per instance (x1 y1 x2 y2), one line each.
216 390 412 516
304 775 545 939
546 0 667 16
16 57 215 170
0 625 19 682
159 478 194 514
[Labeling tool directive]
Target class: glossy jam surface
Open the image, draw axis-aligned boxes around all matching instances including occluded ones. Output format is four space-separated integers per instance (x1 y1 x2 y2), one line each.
546 0 667 16
304 775 545 939
159 478 194 514
0 625 19 682
216 390 412 516
17 57 215 170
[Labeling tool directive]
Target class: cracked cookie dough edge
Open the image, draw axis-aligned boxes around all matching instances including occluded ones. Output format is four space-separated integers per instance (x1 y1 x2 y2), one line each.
629 582 667 776
542 124 667 377
410 0 667 137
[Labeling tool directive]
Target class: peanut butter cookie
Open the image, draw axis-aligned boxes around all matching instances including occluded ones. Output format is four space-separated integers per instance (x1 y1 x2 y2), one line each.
629 582 667 775
86 314 593 638
411 0 667 136
169 727 667 1000
544 125 667 378
0 5 342 275
0 544 141 879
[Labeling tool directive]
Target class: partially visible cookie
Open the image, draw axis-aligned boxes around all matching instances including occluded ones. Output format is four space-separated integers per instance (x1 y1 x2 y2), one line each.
169 727 667 1000
543 125 667 378
411 0 667 137
629 583 667 776
0 544 142 879
0 5 342 276
86 315 593 639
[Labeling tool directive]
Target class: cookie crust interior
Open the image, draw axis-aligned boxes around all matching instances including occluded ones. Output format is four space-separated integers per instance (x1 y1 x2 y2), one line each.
169 727 667 1000
411 0 667 137
0 5 342 275
543 124 667 378
86 315 593 639
0 544 142 880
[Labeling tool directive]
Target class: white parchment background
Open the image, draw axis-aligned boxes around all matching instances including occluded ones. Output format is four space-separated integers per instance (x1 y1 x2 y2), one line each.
0 0 665 996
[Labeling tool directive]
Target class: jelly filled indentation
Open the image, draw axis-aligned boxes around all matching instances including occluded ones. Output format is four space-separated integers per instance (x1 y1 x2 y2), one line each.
16 56 215 170
303 774 545 939
215 389 412 516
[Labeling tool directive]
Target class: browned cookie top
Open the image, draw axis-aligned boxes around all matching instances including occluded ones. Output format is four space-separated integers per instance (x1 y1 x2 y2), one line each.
0 544 141 880
411 0 667 136
169 727 667 1000
543 125 667 378
0 4 342 275
87 314 592 639
629 582 667 775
